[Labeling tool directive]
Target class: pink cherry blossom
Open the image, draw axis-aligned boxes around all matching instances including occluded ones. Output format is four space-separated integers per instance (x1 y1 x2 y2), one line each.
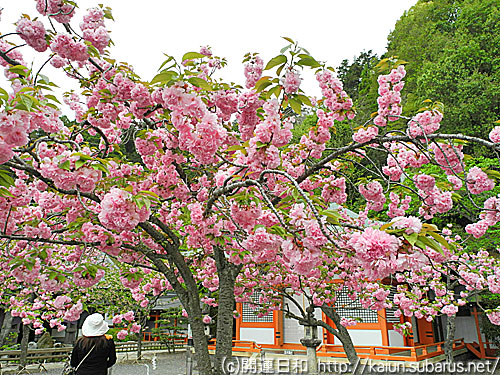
16 17 47 52
117 330 128 340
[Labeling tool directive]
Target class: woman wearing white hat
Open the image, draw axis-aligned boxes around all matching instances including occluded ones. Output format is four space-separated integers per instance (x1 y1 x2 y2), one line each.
70 313 117 375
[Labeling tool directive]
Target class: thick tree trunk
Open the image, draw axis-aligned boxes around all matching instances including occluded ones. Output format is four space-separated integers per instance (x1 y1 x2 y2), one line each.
189 308 213 375
0 311 13 346
214 265 237 375
136 326 142 360
136 223 214 375
213 246 240 375
321 307 359 365
19 323 30 370
444 314 456 363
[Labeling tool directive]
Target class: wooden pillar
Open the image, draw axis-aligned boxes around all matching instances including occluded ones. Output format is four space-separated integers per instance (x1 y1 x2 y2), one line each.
472 305 485 358
380 309 389 346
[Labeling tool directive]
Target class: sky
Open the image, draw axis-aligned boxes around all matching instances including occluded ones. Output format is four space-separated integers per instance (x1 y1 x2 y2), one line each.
1 0 418 106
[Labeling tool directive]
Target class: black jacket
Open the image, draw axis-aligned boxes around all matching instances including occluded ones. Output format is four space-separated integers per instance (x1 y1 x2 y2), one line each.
70 335 116 375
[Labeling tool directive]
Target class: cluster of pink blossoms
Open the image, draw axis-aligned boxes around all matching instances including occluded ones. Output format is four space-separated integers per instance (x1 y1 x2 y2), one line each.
407 110 443 138
236 90 263 140
391 216 422 234
489 126 500 143
282 69 301 94
359 181 386 211
340 317 358 327
348 228 400 280
35 0 75 23
282 239 322 277
50 33 88 62
80 8 110 54
214 90 239 122
487 311 500 325
154 85 227 164
387 192 411 218
231 202 262 231
466 166 495 194
244 55 264 89
316 70 354 121
466 195 500 238
321 176 347 205
0 111 29 163
429 142 464 175
98 188 151 233
418 185 453 220
245 99 292 169
374 65 405 126
39 151 102 193
16 17 47 52
383 142 430 181
353 126 378 143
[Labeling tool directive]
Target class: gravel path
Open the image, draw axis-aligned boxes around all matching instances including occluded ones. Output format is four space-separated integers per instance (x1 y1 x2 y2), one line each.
1 352 194 375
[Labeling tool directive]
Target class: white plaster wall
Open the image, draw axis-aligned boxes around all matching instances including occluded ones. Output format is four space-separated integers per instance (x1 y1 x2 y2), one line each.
333 330 382 346
442 316 480 343
388 330 404 347
284 315 303 344
455 316 479 342
282 292 322 344
240 327 274 345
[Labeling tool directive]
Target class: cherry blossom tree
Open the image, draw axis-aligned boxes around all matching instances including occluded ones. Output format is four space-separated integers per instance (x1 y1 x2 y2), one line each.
1 2 500 375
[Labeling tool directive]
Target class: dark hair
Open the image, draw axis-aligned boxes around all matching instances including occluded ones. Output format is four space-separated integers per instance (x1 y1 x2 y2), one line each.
76 335 109 351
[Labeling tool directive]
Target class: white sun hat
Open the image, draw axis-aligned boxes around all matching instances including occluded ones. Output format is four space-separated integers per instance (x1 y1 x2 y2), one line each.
81 313 109 337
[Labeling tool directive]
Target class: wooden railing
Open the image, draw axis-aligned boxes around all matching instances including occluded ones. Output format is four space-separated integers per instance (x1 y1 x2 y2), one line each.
207 339 262 353
317 339 466 361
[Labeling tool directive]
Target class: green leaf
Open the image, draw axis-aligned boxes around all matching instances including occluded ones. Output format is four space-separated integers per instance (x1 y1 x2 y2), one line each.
0 187 13 197
276 63 286 77
58 160 71 171
254 76 272 92
74 153 92 161
8 65 29 77
137 190 160 200
296 94 312 106
289 97 302 114
182 52 205 61
45 94 61 104
269 225 287 237
90 163 109 174
75 159 86 170
427 231 455 251
151 71 178 85
280 45 291 54
0 170 14 188
297 56 321 68
0 87 9 101
255 141 267 149
264 55 287 70
403 232 418 246
225 145 245 152
19 94 34 111
268 85 282 99
282 36 295 44
485 169 500 180
416 235 444 254
380 222 394 231
188 77 212 91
